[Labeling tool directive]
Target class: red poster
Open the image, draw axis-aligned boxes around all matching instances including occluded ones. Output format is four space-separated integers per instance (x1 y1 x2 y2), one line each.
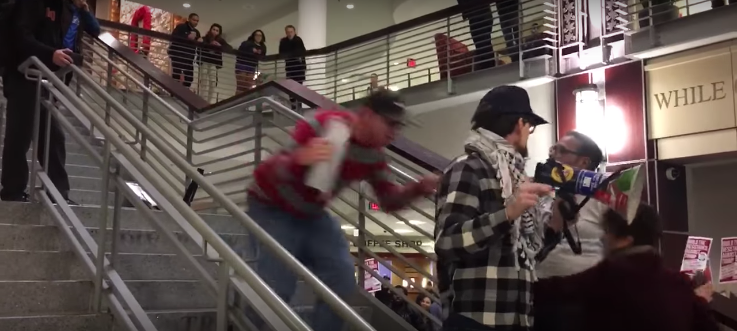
364 258 381 292
680 236 713 276
720 237 737 284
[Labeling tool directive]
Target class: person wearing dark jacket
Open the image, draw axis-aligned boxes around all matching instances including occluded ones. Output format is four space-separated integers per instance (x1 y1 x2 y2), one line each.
278 25 306 84
168 13 200 88
197 23 231 103
235 29 266 93
533 204 720 331
0 0 98 204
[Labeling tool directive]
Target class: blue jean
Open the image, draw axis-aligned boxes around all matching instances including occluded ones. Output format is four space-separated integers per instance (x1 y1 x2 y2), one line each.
242 199 356 330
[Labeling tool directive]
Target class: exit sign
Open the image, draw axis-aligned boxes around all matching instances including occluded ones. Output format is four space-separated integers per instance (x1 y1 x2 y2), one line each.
368 202 381 211
407 58 416 68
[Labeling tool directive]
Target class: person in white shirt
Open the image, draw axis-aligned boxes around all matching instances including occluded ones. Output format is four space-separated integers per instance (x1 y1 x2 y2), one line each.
534 131 605 331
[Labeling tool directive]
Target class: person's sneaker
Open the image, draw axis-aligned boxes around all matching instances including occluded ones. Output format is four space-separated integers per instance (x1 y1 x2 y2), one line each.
0 193 30 202
64 199 79 206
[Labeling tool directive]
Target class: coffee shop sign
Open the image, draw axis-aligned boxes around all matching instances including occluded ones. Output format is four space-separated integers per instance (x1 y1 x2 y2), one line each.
351 239 425 248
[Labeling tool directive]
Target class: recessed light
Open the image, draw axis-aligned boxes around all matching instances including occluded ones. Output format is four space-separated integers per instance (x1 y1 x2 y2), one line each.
341 78 349 82
388 86 399 91
393 62 399 65
346 4 355 9
341 225 355 230
395 229 412 234
182 3 190 8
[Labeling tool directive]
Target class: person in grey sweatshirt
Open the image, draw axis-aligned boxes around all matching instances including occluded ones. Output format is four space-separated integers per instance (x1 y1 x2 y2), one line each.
534 131 606 331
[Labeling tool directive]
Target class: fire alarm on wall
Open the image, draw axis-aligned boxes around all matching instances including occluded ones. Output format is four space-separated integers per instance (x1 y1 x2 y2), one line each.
407 58 416 68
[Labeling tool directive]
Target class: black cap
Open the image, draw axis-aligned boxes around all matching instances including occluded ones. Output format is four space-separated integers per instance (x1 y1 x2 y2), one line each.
364 89 407 124
472 85 548 127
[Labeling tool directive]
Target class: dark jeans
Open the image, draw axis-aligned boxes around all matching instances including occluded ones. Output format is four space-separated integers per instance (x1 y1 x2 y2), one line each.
238 199 356 330
1 74 70 200
171 57 194 87
533 302 584 331
285 60 306 84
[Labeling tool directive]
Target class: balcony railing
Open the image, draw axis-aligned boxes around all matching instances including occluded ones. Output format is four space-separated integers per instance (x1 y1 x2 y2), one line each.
97 0 559 107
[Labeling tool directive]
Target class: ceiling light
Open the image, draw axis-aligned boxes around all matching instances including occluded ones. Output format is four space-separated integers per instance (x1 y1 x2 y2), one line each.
182 3 191 8
388 86 399 91
341 225 355 230
393 62 399 65
397 220 425 225
346 4 355 9
341 78 349 82
395 229 412 234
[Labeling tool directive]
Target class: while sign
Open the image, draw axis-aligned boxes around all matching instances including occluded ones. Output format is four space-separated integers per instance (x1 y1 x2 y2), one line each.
720 237 737 284
680 236 713 276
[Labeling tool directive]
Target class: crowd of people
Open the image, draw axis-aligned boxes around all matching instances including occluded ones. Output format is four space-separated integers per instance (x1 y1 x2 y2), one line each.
166 13 308 102
241 84 722 331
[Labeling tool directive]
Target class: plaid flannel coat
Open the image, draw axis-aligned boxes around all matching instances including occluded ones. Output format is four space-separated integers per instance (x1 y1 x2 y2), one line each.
434 148 536 330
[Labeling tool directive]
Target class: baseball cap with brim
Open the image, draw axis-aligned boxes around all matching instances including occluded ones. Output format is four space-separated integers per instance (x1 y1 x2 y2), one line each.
364 89 408 126
473 85 549 127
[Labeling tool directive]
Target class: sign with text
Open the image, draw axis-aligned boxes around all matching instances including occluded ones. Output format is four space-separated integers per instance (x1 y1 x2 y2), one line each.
364 258 381 292
645 44 737 139
720 237 737 284
680 236 713 276
349 237 432 254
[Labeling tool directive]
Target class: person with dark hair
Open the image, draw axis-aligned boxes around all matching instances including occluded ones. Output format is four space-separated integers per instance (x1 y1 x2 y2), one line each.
374 275 393 306
534 130 607 331
236 29 266 93
279 25 306 84
243 90 438 331
435 85 562 331
534 204 720 331
366 73 384 95
198 23 231 103
168 13 200 88
0 0 99 204
415 293 439 331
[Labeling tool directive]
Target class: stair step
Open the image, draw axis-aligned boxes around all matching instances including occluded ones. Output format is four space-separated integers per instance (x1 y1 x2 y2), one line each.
0 201 245 234
0 280 93 315
0 159 101 177
0 313 112 330
0 223 251 256
0 251 214 281
130 309 218 331
127 280 214 310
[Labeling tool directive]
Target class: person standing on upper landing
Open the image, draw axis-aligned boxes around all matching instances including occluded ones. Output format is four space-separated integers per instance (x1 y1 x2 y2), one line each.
278 24 306 84
0 0 98 204
235 29 266 93
197 23 231 103
168 13 200 88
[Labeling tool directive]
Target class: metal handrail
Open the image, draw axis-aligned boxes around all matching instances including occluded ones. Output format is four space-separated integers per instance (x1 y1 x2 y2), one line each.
21 56 376 331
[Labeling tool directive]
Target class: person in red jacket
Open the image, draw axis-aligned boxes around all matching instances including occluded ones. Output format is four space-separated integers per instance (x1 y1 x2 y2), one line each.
243 90 437 330
533 204 720 331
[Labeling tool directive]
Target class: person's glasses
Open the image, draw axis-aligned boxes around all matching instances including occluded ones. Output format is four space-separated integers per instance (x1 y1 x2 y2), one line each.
549 144 580 156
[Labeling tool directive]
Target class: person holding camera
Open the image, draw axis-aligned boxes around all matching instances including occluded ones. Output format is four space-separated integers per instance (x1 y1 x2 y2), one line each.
533 131 608 331
434 86 565 331
0 0 98 204
533 204 720 331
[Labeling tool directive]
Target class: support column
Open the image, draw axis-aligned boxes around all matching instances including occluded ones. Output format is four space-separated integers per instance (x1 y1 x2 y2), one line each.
298 0 329 96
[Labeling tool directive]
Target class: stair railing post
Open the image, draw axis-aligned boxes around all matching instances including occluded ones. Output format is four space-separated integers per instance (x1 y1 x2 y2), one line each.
29 78 43 203
216 261 230 331
110 163 123 268
140 75 150 161
356 183 367 287
185 107 195 186
93 138 113 312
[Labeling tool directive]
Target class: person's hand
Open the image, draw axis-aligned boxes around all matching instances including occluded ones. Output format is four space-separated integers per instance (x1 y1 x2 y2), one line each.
505 183 553 220
52 49 73 67
211 40 221 46
188 31 196 40
416 174 439 195
695 282 714 303
294 138 333 166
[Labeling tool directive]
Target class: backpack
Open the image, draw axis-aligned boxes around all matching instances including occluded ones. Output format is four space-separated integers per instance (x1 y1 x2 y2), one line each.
0 0 18 70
